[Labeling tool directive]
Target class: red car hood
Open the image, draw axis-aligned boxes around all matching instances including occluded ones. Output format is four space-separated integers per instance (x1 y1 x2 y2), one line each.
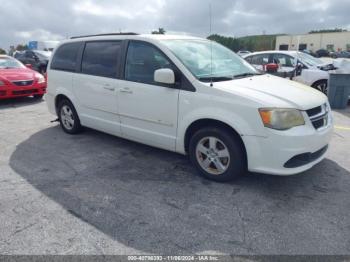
0 68 37 81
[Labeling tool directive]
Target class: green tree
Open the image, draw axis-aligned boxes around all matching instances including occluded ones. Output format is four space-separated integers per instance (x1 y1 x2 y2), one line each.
208 34 279 52
0 48 6 55
152 28 166 35
15 44 28 51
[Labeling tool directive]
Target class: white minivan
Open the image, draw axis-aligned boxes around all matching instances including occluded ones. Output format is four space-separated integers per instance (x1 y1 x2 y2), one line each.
46 34 333 182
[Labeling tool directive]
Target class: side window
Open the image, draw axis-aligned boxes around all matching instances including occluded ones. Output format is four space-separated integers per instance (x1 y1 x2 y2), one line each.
273 54 295 67
51 43 81 72
81 41 121 78
245 56 252 63
250 54 270 65
125 41 172 85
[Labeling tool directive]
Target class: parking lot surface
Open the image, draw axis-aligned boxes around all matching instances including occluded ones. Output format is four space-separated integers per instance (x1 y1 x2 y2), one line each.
0 98 350 255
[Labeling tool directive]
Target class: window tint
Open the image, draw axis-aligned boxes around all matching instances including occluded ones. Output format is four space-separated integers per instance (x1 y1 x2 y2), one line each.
51 43 81 72
82 41 121 78
273 54 295 67
250 54 270 65
125 41 172 85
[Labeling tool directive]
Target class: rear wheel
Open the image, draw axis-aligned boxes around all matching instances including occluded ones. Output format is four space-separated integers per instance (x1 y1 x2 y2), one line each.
312 80 328 95
58 99 83 134
189 127 246 182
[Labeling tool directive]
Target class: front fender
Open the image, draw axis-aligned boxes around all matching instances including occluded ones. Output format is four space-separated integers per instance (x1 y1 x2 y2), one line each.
176 106 265 154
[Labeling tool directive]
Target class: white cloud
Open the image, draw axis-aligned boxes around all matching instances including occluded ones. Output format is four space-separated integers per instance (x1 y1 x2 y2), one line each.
14 29 64 42
1 0 350 50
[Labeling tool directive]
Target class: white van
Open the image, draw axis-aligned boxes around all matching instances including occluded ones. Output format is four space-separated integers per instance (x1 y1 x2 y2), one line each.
46 34 333 182
244 51 332 94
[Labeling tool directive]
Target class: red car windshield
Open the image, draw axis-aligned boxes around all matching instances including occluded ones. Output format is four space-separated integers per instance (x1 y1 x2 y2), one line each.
0 57 25 69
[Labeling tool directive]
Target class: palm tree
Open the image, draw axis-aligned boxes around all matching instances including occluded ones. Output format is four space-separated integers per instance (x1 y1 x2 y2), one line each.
152 28 166 35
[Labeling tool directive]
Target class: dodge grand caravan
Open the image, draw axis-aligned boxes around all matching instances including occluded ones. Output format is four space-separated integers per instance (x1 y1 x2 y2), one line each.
46 33 333 182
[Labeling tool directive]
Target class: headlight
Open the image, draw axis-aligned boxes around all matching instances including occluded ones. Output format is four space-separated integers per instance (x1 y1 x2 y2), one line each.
259 108 305 130
37 75 46 84
0 80 4 86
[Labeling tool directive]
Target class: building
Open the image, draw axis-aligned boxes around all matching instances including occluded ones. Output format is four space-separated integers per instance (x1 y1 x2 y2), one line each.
275 32 350 52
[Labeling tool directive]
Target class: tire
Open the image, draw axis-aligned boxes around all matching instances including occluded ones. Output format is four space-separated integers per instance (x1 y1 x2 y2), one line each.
33 94 44 100
39 65 46 74
57 99 83 134
189 127 246 182
312 80 328 95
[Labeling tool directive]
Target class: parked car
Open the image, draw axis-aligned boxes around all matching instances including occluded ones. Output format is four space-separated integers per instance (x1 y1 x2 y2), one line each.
15 50 51 74
0 55 46 100
315 49 330 58
331 51 350 59
13 50 24 59
237 50 251 57
244 51 333 94
46 34 333 182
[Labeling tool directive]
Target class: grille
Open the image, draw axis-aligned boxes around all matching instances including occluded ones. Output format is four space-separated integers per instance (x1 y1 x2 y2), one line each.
306 104 329 130
11 80 34 87
12 89 38 95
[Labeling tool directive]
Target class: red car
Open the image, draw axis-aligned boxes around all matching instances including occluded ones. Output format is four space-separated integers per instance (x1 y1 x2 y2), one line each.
0 55 46 100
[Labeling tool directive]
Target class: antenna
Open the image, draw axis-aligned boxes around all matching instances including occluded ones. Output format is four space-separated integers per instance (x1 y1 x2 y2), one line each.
209 2 213 87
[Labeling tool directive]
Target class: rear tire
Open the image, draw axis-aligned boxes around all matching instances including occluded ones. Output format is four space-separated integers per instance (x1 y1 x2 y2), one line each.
189 127 246 182
57 99 83 134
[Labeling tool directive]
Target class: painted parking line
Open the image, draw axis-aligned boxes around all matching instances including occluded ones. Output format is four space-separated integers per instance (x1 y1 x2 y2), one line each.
335 126 350 131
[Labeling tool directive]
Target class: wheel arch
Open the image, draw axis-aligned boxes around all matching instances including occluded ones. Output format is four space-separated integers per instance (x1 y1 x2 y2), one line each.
55 94 73 115
311 79 328 87
183 118 247 164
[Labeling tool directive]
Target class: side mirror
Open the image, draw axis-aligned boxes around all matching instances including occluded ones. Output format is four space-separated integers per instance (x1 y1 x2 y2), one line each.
154 68 175 85
25 64 33 69
265 63 279 73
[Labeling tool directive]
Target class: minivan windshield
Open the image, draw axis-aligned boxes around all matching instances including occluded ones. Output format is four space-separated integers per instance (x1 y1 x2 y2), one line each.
162 39 259 82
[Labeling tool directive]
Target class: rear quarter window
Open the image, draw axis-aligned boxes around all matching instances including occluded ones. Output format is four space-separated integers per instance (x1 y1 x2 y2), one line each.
51 42 81 72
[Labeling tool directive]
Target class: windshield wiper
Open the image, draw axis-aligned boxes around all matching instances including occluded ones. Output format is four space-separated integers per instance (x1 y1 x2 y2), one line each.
198 76 234 83
233 72 261 79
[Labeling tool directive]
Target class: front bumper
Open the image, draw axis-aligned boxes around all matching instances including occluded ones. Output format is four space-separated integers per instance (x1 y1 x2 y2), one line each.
0 83 46 99
244 115 333 176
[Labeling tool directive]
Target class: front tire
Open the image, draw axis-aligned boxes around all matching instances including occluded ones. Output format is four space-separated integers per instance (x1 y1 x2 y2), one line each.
312 80 328 95
58 99 83 134
189 127 246 182
33 94 44 100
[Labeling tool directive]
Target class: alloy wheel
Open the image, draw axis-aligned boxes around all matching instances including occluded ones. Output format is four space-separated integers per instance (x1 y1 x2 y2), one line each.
195 136 231 175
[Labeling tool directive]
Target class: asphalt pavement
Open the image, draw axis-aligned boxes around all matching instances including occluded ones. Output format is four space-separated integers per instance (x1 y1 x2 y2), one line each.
0 97 350 255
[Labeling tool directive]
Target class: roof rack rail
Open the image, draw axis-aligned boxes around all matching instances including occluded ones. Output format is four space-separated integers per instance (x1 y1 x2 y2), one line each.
70 32 139 39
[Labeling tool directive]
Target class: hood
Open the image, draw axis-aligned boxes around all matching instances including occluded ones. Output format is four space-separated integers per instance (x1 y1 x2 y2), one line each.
0 68 37 82
213 74 328 110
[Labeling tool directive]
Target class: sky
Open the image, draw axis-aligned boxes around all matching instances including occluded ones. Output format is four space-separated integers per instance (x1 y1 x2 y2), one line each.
1 0 350 50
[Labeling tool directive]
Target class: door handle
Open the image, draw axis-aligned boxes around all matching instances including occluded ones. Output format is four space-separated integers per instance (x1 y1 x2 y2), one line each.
103 84 115 91
120 87 133 94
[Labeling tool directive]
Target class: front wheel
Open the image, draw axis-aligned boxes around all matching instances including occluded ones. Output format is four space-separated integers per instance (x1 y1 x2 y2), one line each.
189 127 246 182
312 80 328 95
33 94 44 100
